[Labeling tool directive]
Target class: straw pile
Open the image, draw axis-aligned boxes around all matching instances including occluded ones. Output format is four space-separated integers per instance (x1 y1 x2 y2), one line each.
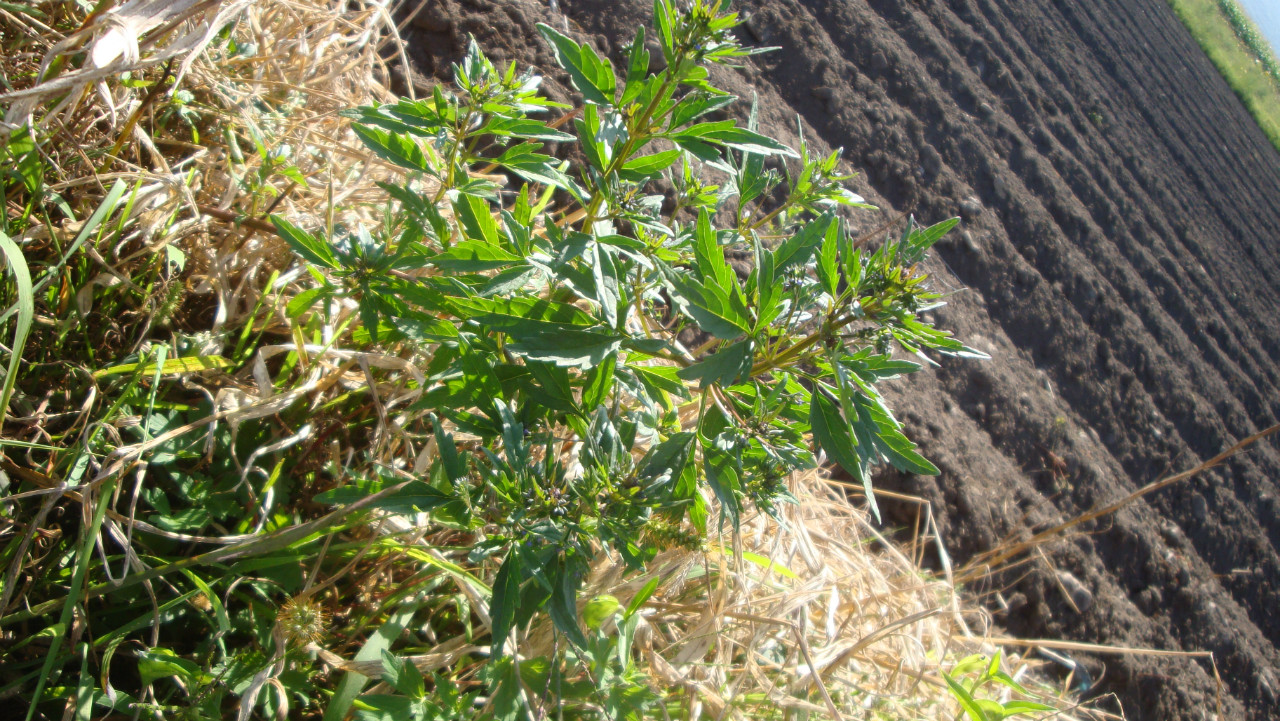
0 0 1106 718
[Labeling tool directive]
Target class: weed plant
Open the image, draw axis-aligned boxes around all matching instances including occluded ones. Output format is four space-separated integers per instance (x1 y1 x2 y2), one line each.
0 1 1099 719
289 1 984 716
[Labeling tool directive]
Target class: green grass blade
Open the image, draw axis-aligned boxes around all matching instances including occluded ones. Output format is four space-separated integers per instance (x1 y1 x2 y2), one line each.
0 180 127 328
24 478 116 721
0 232 33 427
322 605 417 721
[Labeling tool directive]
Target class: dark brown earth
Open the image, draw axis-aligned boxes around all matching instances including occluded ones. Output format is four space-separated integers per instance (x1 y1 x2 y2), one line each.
397 0 1280 718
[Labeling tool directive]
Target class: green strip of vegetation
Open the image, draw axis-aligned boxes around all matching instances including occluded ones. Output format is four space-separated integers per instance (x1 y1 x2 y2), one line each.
1216 0 1280 84
1168 0 1280 152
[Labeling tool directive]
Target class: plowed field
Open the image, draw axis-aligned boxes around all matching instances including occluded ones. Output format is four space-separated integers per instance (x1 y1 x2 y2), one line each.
400 1 1280 717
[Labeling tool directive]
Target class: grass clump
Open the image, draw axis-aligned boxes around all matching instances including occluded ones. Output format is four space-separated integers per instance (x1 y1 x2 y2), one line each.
1168 0 1280 151
1 0 1105 719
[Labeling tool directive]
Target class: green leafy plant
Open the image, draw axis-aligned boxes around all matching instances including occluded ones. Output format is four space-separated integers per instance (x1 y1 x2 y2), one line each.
273 0 986 716
944 651 1056 721
0 2 996 719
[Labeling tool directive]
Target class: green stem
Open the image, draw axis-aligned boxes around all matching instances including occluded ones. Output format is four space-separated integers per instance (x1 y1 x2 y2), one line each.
750 304 871 378
579 35 695 231
434 107 477 204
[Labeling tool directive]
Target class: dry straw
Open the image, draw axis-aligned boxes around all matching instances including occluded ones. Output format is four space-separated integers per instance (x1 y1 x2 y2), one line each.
1 0 1107 718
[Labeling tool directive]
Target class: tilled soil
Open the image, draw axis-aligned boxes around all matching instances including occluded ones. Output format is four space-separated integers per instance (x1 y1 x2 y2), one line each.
400 0 1280 718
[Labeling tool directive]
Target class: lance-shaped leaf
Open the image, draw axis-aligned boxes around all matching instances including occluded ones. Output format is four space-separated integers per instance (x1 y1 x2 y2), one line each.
352 124 433 173
505 324 624 369
692 208 732 289
315 480 455 515
537 24 616 106
427 241 522 272
810 386 879 522
454 193 501 245
272 216 339 269
774 212 835 274
493 142 572 190
485 116 574 142
621 26 651 104
636 432 695 488
547 556 588 648
489 553 522 656
658 262 749 340
671 120 796 157
620 149 682 181
677 339 753 388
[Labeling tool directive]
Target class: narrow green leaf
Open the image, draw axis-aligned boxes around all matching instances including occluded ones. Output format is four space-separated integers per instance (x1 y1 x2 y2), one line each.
659 263 748 340
537 24 614 105
693 208 731 289
590 240 621 328
676 339 752 388
817 215 841 297
654 0 675 64
872 420 940 475
5 126 42 194
427 240 521 271
548 558 588 648
489 553 521 656
622 26 650 104
315 480 454 514
0 2 46 18
629 365 685 396
738 551 798 579
582 352 616 409
486 116 574 142
523 362 579 413
286 286 327 318
72 645 93 721
810 387 879 522
672 122 795 157
774 212 835 274
496 399 528 469
906 216 960 260
0 233 33 427
752 239 781 332
506 326 622 369
352 124 432 172
621 149 681 176
454 192 501 245
92 355 235 379
323 607 416 721
624 577 661 618
943 671 989 721
434 420 468 483
998 700 1056 714
703 443 742 527
672 136 723 162
454 296 596 328
637 432 695 485
271 216 339 269
668 93 736 130
494 142 572 189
